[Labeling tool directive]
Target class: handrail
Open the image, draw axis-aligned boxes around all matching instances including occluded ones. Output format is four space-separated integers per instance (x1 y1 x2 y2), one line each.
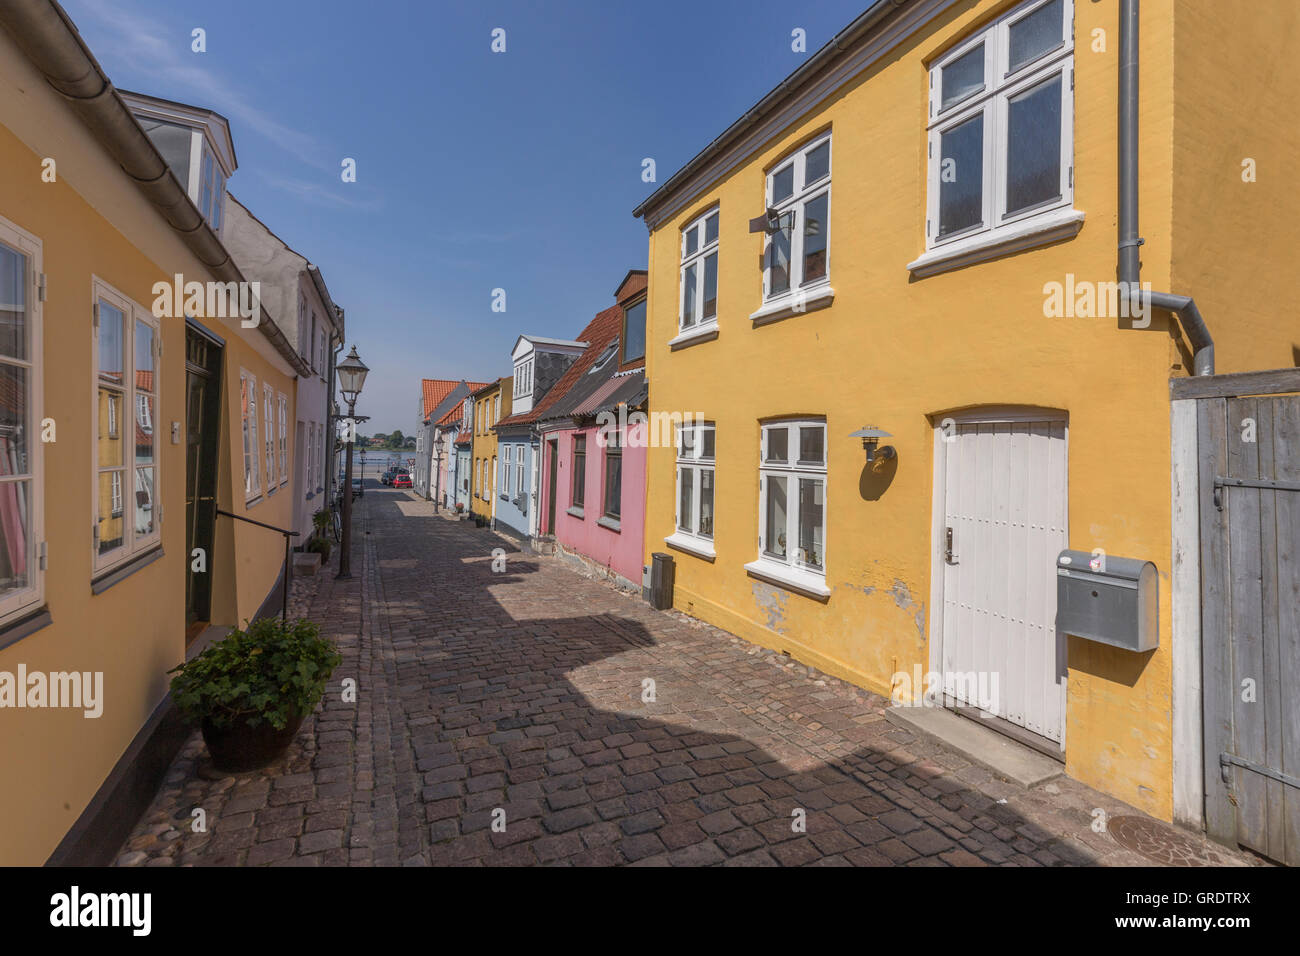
215 508 300 624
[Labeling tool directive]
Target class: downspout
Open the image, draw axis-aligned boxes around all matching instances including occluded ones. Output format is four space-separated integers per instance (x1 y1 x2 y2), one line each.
1119 0 1214 375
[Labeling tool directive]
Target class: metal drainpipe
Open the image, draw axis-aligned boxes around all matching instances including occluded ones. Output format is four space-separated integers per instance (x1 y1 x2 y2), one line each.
1119 0 1214 375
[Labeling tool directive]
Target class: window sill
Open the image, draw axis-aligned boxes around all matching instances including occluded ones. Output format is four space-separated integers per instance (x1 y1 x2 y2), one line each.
668 324 719 351
750 285 835 326
744 559 830 600
92 546 165 595
566 506 585 519
246 495 262 508
0 605 52 653
665 532 715 562
596 515 621 533
907 208 1086 278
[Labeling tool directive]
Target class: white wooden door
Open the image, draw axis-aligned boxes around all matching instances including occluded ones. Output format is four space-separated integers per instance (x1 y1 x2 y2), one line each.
939 415 1068 744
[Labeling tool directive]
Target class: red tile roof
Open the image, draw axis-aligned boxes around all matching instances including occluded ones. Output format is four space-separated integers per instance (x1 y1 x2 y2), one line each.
495 305 622 429
421 379 461 419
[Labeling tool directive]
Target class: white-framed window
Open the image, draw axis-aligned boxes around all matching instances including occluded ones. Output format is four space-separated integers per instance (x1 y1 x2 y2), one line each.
675 422 715 541
0 217 43 623
93 277 160 572
516 447 525 500
756 419 826 577
503 445 513 496
925 0 1074 250
493 393 500 425
241 370 260 502
763 133 831 303
680 208 719 332
315 424 324 492
277 394 289 485
263 383 276 494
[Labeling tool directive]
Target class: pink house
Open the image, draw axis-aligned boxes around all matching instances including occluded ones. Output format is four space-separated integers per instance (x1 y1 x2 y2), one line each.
536 272 648 589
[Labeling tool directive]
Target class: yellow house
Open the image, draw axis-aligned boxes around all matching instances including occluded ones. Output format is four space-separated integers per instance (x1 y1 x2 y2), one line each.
633 0 1300 855
470 378 511 523
0 1 313 865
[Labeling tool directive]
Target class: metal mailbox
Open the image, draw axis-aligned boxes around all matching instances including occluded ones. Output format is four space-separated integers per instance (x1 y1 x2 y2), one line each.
1055 550 1158 652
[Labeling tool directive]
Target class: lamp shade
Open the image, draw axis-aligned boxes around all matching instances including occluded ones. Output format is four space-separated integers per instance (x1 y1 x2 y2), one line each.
336 345 369 402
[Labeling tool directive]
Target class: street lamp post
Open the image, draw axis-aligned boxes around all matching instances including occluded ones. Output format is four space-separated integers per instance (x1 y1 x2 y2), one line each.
335 345 369 580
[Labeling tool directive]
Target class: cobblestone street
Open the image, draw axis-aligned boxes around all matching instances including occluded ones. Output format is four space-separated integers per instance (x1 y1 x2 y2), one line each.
116 487 1253 867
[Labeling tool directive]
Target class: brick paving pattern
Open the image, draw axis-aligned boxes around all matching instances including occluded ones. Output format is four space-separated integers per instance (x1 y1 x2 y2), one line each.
115 488 1257 866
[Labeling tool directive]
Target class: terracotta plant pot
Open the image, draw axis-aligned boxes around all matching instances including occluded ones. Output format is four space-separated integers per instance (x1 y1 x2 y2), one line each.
201 710 305 773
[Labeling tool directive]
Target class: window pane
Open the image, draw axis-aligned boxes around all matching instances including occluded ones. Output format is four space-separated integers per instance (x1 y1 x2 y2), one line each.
1006 74 1062 215
1009 0 1063 73
701 427 715 459
802 193 828 284
135 393 154 466
682 263 697 327
941 42 984 110
679 466 693 533
684 224 698 257
0 365 28 475
623 299 646 361
798 478 824 569
768 213 792 295
98 388 123 467
0 243 27 361
135 466 155 536
98 471 124 553
0 479 31 592
604 453 621 517
702 253 717 321
938 113 984 237
798 425 824 464
97 300 125 385
704 212 719 245
764 476 787 559
680 425 694 458
805 141 829 185
699 468 714 537
766 427 788 462
772 164 794 203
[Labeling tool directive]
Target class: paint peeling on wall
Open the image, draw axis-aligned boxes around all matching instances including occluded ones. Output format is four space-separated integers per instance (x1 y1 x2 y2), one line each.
752 581 788 633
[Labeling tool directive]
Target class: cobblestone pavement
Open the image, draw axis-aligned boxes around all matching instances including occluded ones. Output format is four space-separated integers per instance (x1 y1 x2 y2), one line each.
115 489 1256 867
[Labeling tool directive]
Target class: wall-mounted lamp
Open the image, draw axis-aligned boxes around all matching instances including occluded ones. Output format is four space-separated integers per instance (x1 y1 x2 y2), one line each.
748 207 783 234
850 426 896 464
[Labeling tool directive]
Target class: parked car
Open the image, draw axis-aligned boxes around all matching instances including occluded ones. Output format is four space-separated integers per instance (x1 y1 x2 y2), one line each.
393 473 412 489
380 469 395 485
351 477 364 498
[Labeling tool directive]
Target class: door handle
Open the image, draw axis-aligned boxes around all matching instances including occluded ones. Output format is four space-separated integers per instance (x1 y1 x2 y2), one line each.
945 526 959 565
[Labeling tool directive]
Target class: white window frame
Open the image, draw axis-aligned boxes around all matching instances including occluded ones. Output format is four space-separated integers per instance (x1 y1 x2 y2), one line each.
516 447 525 501
667 421 716 559
493 393 500 425
263 383 276 495
92 276 161 574
679 207 720 333
0 217 43 624
241 369 261 503
924 0 1075 253
745 418 829 598
277 393 289 485
503 444 513 497
761 132 832 307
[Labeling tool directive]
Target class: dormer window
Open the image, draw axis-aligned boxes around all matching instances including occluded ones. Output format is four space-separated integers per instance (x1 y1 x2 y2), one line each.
198 147 226 231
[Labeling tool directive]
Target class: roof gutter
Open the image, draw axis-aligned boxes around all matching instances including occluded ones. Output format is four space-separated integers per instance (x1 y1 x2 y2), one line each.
632 0 907 223
0 0 313 378
1119 0 1214 375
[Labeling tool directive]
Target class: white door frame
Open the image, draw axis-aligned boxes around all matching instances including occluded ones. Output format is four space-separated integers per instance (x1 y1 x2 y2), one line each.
927 405 1070 746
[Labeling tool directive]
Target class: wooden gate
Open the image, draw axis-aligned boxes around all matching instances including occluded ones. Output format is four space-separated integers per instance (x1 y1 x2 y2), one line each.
1193 372 1300 866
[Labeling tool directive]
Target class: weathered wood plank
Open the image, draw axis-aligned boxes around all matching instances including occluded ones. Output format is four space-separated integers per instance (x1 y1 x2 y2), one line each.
1200 397 1236 845
1226 396 1266 854
1255 400 1285 861
1171 368 1300 402
1272 397 1300 866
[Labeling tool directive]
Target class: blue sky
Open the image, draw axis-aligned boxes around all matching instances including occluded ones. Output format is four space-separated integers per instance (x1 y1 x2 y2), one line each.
63 0 865 433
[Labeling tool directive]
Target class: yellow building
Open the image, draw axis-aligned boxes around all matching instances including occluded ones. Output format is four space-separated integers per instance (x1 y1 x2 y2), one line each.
470 377 511 524
633 0 1300 850
0 3 312 865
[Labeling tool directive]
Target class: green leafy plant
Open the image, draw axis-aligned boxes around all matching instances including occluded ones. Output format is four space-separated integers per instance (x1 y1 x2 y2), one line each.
306 535 331 561
168 617 342 730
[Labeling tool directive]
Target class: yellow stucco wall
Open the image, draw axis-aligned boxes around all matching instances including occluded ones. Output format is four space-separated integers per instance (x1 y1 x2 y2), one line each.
471 386 498 521
635 0 1267 821
0 114 298 863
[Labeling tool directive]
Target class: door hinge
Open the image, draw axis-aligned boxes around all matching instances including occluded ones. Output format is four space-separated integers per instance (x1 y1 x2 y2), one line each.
158 504 164 524
38 541 47 571
92 523 100 545
37 273 46 302
926 219 932 237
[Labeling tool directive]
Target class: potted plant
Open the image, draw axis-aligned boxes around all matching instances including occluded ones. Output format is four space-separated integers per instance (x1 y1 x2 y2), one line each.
305 508 333 563
168 617 342 772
